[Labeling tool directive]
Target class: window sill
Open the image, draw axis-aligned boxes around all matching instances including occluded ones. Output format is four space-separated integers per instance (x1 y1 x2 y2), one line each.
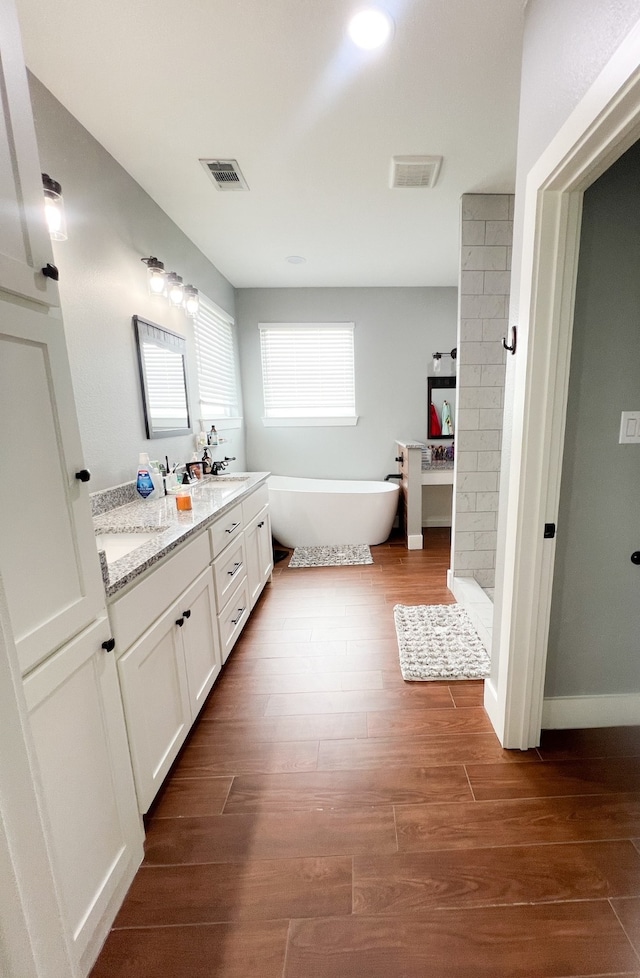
262 416 359 427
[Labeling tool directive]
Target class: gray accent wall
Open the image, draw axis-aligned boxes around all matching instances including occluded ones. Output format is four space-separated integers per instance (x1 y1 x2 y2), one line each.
236 287 457 481
28 75 243 490
544 141 640 698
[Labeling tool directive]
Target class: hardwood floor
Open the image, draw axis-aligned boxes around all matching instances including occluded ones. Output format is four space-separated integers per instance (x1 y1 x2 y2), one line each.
90 528 640 978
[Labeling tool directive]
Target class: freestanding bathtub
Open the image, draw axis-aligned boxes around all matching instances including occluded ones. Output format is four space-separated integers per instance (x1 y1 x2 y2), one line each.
268 475 399 548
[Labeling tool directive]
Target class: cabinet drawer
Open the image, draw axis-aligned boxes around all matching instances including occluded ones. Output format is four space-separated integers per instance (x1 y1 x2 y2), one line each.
212 535 247 609
218 577 250 663
109 532 210 653
209 502 243 557
242 482 268 524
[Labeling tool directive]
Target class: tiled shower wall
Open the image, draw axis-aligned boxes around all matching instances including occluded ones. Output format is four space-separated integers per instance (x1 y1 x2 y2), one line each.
451 194 513 590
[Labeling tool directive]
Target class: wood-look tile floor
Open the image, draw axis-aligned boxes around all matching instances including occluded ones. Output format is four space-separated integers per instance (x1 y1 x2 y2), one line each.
90 528 640 978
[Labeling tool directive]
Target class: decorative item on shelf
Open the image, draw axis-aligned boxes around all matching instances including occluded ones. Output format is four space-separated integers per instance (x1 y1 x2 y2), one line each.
140 256 200 318
432 347 457 374
42 173 67 241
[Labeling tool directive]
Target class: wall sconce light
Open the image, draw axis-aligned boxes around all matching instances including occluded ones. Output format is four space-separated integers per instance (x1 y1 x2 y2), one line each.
141 256 166 296
166 272 184 307
184 285 199 319
432 347 457 374
42 173 67 241
141 256 200 318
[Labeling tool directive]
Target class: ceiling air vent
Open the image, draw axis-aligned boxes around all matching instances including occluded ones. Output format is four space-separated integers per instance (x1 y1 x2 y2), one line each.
390 155 442 189
200 158 249 191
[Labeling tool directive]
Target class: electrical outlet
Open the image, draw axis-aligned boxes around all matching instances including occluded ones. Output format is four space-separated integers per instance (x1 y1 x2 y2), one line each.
619 411 640 444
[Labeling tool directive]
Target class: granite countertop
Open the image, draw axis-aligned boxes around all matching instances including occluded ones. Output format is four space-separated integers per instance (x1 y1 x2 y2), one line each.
94 472 269 599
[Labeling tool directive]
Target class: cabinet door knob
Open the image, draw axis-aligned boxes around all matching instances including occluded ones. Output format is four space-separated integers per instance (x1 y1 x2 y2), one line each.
631 552 640 565
257 521 265 528
42 262 59 281
175 617 185 627
75 468 91 483
101 638 115 653
182 609 191 619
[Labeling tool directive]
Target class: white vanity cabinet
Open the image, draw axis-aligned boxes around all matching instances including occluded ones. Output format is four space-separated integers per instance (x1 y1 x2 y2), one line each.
110 533 221 813
23 617 142 970
243 484 273 609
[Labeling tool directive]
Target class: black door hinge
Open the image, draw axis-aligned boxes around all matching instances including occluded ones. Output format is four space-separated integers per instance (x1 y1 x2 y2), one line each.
543 523 556 539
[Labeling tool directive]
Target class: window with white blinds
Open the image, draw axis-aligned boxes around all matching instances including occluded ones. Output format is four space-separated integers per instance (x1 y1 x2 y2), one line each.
193 296 239 418
259 322 357 426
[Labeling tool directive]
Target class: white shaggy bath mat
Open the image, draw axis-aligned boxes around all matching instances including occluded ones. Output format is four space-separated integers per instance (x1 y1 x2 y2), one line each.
289 544 373 568
393 604 490 681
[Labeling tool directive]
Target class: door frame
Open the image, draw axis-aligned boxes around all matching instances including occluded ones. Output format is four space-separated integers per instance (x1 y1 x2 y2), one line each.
485 22 640 749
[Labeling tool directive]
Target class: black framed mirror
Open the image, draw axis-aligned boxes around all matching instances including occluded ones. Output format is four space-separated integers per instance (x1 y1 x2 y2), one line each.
134 315 191 439
428 375 456 439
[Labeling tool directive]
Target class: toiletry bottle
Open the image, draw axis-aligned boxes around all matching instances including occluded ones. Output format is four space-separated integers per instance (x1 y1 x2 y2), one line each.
136 453 157 500
150 460 164 496
208 425 218 446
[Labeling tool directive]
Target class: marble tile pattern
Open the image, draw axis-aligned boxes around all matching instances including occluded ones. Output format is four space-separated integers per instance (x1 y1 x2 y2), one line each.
92 473 269 598
454 193 514 589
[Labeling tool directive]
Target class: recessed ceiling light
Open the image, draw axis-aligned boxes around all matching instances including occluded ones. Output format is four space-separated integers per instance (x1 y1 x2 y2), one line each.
286 255 306 264
347 8 394 50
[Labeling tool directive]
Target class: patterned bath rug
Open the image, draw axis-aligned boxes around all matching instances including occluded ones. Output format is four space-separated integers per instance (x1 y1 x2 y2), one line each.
289 544 373 568
393 603 490 681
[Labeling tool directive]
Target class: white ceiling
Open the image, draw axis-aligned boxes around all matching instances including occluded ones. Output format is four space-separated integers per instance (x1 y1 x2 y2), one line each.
15 0 526 288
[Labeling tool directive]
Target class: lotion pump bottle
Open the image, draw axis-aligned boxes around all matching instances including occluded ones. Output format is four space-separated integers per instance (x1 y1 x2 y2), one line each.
136 452 157 500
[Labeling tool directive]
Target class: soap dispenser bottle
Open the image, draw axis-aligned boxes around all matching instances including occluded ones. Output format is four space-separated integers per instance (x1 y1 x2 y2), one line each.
136 452 157 500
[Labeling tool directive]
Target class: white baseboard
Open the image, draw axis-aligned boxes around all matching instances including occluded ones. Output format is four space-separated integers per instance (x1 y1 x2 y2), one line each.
542 694 640 729
407 533 424 550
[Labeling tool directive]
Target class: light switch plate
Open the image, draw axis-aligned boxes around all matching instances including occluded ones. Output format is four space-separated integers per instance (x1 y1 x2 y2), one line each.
619 411 640 444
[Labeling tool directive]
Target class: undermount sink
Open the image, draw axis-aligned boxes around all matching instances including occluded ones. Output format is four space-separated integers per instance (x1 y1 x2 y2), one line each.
95 531 161 563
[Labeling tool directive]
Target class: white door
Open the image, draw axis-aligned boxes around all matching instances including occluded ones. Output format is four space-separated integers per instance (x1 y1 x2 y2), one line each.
0 0 59 307
23 617 143 969
118 604 192 813
0 300 106 675
180 568 222 718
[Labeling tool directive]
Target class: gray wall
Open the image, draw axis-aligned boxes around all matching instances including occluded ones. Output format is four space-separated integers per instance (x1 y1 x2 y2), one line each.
493 0 640 681
545 141 640 697
28 75 244 490
236 287 457 480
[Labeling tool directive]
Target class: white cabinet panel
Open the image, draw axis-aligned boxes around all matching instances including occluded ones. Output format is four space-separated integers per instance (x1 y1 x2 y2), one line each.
0 0 59 306
117 607 192 813
245 505 273 609
0 302 105 675
179 569 221 719
23 617 143 965
218 577 250 663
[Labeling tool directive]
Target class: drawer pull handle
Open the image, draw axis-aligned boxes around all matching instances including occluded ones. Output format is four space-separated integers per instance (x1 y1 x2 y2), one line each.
225 521 241 534
257 521 265 528
101 637 115 653
227 561 243 577
182 609 191 619
230 607 245 625
176 617 184 627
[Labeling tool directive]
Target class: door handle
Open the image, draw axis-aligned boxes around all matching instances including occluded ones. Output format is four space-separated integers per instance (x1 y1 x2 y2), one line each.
227 561 243 577
631 552 640 565
225 521 241 534
230 607 245 625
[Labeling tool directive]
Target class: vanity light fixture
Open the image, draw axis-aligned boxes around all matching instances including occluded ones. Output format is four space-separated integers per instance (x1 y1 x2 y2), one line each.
432 347 457 374
166 271 184 307
183 284 199 319
42 173 67 241
141 256 166 296
141 256 200 318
